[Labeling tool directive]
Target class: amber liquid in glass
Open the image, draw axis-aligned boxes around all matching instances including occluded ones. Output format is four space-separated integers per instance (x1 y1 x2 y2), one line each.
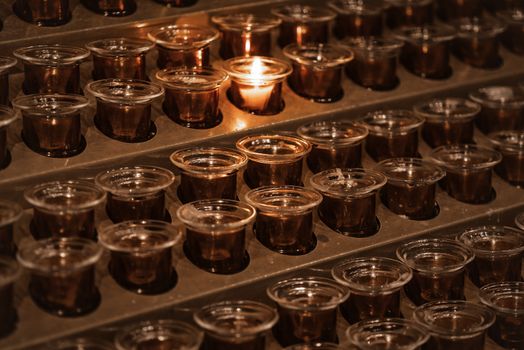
31 208 96 241
106 191 167 223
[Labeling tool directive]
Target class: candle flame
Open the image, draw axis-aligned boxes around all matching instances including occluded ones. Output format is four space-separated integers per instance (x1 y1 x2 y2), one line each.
250 57 266 86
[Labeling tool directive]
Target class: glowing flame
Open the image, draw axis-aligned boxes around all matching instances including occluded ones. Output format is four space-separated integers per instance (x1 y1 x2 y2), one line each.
250 57 266 86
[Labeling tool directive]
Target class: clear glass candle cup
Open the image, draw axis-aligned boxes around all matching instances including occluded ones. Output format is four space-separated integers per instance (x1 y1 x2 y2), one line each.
115 319 203 350
147 24 220 69
479 282 524 349
86 79 164 143
0 201 22 257
176 199 255 274
245 186 322 255
194 300 278 350
81 0 136 16
360 110 424 162
95 166 175 223
344 37 403 91
413 301 495 349
170 147 247 203
155 68 227 129
13 0 71 26
297 120 368 173
12 94 89 157
428 144 502 204
271 5 336 48
267 277 349 347
154 0 198 6
86 38 154 80
332 257 412 324
385 0 435 29
437 0 483 21
413 97 481 148
0 57 17 106
329 0 385 39
498 8 524 54
396 239 474 306
0 257 19 337
376 158 445 220
98 220 183 295
283 43 354 103
13 45 89 94
489 130 524 186
224 56 292 115
394 25 456 79
16 237 102 316
310 168 386 236
469 86 524 134
346 318 430 350
211 13 281 59
0 106 16 169
452 17 507 69
236 134 311 188
458 226 524 287
49 338 114 350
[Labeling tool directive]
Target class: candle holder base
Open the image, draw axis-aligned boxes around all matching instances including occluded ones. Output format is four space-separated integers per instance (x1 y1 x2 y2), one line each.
94 114 156 143
21 132 86 158
183 241 250 275
253 224 317 255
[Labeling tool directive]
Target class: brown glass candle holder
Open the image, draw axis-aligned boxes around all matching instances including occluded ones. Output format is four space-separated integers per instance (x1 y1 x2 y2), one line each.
394 25 455 79
310 169 387 236
0 57 17 106
13 45 89 94
459 226 524 287
86 38 154 80
236 134 311 188
245 186 322 255
344 37 403 91
283 43 353 103
498 9 524 54
396 239 474 306
194 300 278 350
51 338 114 350
429 144 502 204
0 257 19 337
81 0 136 16
24 180 106 241
437 0 483 21
489 130 524 186
0 106 16 169
224 56 292 115
332 257 412 324
376 158 445 220
0 201 22 257
470 86 524 134
385 0 435 28
267 277 349 346
346 318 430 349
413 301 495 349
297 120 368 173
17 237 102 316
116 319 203 350
13 0 71 26
99 220 182 295
12 94 89 158
272 5 336 48
211 13 281 59
177 199 255 274
360 110 424 162
329 0 385 39
480 282 524 349
155 68 227 128
86 79 163 142
170 147 247 203
414 97 480 147
147 24 220 69
452 17 507 69
95 166 174 223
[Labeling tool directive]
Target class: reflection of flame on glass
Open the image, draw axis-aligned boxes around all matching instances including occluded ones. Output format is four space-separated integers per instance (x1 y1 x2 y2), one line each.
250 57 266 86
244 32 252 56
296 25 306 45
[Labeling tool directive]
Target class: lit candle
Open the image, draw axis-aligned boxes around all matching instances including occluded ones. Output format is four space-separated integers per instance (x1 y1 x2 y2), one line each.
238 58 274 110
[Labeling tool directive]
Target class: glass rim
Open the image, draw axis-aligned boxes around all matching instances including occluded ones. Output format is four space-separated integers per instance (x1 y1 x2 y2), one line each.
245 185 323 213
155 67 228 91
283 43 354 68
223 56 292 84
343 37 403 58
413 98 481 122
488 130 524 153
95 166 175 196
360 110 424 135
0 256 20 288
98 220 183 253
0 105 18 128
452 17 507 38
331 257 412 293
0 200 24 227
24 180 106 212
176 199 256 232
328 0 385 15
194 300 278 337
86 79 164 104
310 168 387 198
396 238 475 273
13 44 90 65
296 120 368 146
50 338 115 350
479 282 524 315
85 37 155 56
211 13 282 32
12 94 89 117
413 300 495 338
393 24 456 44
147 24 220 50
458 225 524 256
469 86 524 108
0 56 17 72
271 4 336 22
375 158 446 185
267 276 349 311
236 134 312 163
428 144 502 171
16 237 103 275
170 146 248 174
